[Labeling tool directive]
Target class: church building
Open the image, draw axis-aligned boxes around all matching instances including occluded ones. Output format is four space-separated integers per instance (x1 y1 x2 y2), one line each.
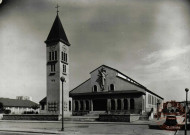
39 9 72 117
69 65 164 116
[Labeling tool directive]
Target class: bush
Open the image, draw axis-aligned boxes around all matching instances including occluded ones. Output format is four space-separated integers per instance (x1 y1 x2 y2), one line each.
23 111 35 114
4 109 11 114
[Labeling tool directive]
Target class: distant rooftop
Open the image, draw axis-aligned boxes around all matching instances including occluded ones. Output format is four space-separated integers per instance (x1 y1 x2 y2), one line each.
0 98 38 108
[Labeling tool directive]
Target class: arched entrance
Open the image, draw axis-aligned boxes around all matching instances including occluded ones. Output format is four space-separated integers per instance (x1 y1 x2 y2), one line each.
117 99 121 110
75 100 78 111
124 99 128 110
80 100 83 111
111 99 115 110
86 100 89 110
130 99 135 110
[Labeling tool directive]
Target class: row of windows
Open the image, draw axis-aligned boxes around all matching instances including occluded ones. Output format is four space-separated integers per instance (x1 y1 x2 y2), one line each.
49 51 68 62
93 84 114 92
48 101 71 112
49 51 57 61
48 102 58 111
148 94 160 105
61 52 68 62
50 64 67 73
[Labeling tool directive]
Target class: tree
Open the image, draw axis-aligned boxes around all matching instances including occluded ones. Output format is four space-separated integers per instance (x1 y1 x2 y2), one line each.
31 104 39 110
0 102 4 113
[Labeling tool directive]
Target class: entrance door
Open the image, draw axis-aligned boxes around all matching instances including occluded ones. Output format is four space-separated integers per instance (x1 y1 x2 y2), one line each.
93 99 107 111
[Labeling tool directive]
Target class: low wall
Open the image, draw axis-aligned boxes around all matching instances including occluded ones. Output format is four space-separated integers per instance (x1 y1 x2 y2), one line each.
2 114 60 121
99 114 140 122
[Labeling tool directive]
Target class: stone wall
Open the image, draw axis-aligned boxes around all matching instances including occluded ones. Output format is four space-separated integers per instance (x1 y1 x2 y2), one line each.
99 114 140 122
2 114 60 121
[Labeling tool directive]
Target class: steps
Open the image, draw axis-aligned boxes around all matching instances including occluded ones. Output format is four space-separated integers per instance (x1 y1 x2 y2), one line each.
64 116 98 122
85 111 106 116
139 112 149 121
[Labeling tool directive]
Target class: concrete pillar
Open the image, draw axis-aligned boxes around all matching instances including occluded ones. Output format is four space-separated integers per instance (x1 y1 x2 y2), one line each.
115 99 118 111
83 100 86 111
121 98 124 111
72 100 75 111
107 99 111 111
128 99 130 111
91 100 93 111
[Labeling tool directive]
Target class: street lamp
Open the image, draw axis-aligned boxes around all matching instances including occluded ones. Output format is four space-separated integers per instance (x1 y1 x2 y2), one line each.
185 88 189 135
60 76 65 131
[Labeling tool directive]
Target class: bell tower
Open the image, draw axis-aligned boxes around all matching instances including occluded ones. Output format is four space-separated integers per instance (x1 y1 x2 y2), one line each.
44 7 71 117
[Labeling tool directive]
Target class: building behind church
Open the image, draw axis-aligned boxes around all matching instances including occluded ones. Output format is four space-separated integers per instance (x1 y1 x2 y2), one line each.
0 97 39 114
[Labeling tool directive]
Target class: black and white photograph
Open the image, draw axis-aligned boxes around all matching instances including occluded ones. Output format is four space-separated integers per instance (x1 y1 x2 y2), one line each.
0 0 190 134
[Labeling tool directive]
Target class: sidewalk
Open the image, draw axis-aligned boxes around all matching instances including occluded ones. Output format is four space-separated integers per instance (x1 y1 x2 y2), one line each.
0 119 154 125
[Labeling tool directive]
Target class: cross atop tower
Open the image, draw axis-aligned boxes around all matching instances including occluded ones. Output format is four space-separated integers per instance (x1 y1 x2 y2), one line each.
55 4 60 15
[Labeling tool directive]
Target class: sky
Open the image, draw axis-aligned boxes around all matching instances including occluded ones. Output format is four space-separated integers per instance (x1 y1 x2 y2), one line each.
0 0 190 103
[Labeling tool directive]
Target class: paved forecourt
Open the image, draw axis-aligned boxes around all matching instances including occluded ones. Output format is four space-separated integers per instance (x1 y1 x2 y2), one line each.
0 120 177 135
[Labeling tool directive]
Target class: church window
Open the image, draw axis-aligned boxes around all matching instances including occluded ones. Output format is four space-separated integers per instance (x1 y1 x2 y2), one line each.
55 51 57 60
65 53 67 62
61 52 63 61
51 64 55 72
130 98 135 110
152 96 154 105
110 84 114 91
64 53 66 61
69 101 71 111
63 64 66 73
93 85 98 92
148 94 151 104
49 52 51 61
52 52 54 60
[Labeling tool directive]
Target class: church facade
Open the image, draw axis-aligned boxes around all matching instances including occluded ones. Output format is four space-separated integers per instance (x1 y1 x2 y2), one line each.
69 65 164 116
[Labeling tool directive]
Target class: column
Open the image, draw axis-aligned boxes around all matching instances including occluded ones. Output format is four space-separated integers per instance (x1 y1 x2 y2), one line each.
107 99 111 112
121 98 124 111
83 100 86 111
115 99 118 111
128 99 130 111
72 100 75 111
91 100 93 111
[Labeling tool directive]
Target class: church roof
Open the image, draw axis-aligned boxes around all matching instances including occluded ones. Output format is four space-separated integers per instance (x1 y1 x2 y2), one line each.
0 98 38 108
45 14 70 46
39 97 47 105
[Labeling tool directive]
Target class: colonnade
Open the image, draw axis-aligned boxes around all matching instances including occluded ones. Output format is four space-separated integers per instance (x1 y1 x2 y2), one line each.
73 98 135 112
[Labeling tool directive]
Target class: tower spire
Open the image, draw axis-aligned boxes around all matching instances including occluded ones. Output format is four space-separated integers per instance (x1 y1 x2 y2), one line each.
55 4 59 15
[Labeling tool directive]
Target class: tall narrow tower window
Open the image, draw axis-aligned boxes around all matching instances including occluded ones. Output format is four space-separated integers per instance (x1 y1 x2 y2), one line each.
61 52 63 61
65 53 67 62
49 52 51 61
55 51 57 60
51 64 55 72
63 64 66 73
52 52 54 60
